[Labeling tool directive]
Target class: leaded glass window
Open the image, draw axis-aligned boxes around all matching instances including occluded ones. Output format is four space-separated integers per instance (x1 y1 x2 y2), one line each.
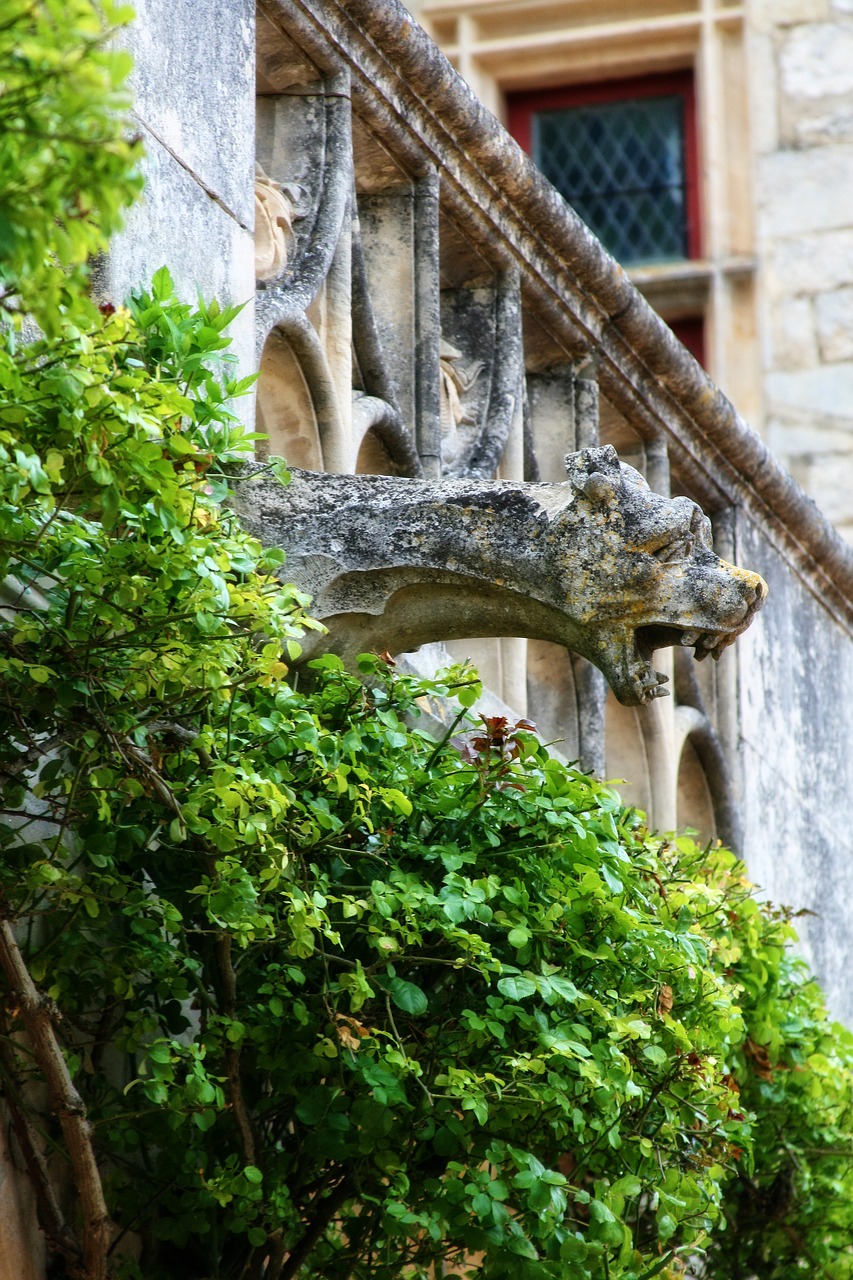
508 74 700 269
532 94 688 265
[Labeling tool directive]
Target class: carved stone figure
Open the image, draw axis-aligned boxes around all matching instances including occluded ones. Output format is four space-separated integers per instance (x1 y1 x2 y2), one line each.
254 163 300 283
231 446 767 706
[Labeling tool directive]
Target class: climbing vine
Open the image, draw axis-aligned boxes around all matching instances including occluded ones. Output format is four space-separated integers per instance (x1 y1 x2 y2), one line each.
2 4 853 1280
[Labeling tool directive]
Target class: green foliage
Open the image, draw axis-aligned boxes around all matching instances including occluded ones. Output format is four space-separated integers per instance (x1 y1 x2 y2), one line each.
2 270 853 1277
1 8 853 1279
0 0 143 332
703 901 853 1280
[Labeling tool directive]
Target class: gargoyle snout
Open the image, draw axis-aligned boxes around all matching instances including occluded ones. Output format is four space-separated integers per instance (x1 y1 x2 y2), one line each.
724 563 768 616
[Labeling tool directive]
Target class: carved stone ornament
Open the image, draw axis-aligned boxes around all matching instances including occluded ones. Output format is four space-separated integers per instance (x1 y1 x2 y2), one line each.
231 445 767 706
254 163 299 283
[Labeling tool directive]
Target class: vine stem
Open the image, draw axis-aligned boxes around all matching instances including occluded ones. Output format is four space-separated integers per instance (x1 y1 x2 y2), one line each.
0 918 111 1280
277 1174 354 1280
214 931 257 1168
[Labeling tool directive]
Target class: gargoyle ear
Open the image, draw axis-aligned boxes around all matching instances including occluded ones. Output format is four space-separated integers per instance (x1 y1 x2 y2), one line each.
564 445 621 503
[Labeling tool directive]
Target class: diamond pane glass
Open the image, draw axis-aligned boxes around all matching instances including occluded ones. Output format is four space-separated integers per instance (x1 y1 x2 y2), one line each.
533 95 688 265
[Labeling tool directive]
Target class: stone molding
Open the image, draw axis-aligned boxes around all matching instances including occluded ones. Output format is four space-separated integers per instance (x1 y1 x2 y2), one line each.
260 0 853 636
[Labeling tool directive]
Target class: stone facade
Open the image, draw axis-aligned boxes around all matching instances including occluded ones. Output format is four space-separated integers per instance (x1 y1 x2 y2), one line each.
754 2 853 543
6 1 853 1272
414 0 853 546
97 0 853 1024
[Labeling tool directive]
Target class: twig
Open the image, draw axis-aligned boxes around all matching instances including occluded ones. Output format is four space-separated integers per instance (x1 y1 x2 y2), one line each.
277 1175 354 1280
214 932 256 1168
0 918 111 1280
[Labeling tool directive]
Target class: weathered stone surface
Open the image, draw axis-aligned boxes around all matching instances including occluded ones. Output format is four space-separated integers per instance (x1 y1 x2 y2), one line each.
750 0 830 23
781 22 853 99
106 135 256 395
815 286 853 360
231 447 766 707
766 227 853 297
765 294 818 370
737 511 853 1023
756 144 853 237
106 0 256 409
766 411 853 460
766 363 853 417
124 0 255 229
793 105 853 146
780 452 853 540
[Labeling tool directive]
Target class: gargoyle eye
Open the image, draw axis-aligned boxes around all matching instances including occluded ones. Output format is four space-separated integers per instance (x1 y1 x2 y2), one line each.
653 534 695 564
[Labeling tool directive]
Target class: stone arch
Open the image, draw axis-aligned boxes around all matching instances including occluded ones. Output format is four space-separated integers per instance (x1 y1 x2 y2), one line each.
255 327 324 469
605 693 654 819
672 705 741 850
675 733 716 843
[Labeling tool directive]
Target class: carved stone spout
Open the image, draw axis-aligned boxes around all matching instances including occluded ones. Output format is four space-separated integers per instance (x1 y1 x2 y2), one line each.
231 446 767 706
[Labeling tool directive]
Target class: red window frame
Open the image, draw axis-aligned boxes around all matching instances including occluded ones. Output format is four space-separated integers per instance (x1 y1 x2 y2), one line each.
669 315 705 370
507 71 702 261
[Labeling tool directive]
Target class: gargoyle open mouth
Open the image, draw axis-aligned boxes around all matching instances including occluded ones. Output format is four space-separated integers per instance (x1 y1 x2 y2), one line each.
619 625 735 706
627 578 768 705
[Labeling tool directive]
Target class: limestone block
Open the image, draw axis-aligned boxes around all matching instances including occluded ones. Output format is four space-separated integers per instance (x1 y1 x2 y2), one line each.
123 0 255 230
781 22 853 99
764 294 818 371
766 227 853 296
789 452 853 528
736 512 853 1024
765 362 853 419
748 0 829 23
766 410 853 460
793 104 853 146
756 144 853 236
816 286 853 360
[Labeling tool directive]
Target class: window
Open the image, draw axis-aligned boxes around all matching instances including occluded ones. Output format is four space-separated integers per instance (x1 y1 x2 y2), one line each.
507 73 701 267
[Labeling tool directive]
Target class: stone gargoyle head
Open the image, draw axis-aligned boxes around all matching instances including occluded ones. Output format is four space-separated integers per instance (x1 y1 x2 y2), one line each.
230 445 767 706
555 446 767 703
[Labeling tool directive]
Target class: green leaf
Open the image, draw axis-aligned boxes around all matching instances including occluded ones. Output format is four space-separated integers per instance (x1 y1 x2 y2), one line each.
387 976 428 1016
497 975 537 1000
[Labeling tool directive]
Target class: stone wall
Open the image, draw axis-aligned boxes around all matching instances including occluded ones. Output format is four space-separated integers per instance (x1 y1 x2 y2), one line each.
751 0 853 543
735 508 853 1023
103 0 257 407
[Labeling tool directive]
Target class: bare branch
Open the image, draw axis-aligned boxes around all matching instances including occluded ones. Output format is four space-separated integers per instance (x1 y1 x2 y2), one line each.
214 932 256 1168
0 1013 80 1265
0 919 112 1280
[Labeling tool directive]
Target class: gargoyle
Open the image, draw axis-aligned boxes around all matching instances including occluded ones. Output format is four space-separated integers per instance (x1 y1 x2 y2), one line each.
230 445 767 706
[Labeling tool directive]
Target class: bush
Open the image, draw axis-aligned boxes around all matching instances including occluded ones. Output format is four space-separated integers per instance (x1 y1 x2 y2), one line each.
2 278 852 1276
1 5 852 1277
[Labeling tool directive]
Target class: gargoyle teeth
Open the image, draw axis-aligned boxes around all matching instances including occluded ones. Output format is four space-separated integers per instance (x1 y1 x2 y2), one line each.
680 630 701 647
638 669 671 701
693 632 721 661
710 635 736 661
